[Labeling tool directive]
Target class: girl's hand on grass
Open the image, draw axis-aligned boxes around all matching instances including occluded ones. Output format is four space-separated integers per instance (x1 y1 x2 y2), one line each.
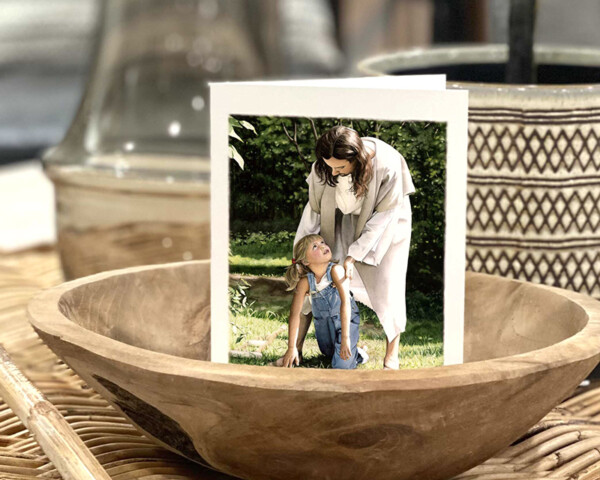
283 347 300 368
340 337 352 361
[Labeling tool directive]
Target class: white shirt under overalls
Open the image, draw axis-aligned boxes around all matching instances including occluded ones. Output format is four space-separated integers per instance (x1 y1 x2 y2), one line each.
301 270 333 315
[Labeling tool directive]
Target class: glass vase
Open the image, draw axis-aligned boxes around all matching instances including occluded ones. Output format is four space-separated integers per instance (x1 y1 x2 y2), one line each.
44 0 280 279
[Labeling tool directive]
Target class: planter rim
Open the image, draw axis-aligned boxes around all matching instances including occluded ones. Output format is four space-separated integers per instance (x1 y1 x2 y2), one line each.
358 43 600 93
27 260 600 393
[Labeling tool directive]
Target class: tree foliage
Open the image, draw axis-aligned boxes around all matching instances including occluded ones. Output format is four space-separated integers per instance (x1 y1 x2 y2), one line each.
229 116 447 293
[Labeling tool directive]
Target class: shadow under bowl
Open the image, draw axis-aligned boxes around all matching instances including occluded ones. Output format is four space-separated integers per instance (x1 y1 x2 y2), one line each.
27 262 600 480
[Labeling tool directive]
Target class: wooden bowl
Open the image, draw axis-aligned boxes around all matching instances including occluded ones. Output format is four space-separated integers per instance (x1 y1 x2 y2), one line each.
27 262 600 480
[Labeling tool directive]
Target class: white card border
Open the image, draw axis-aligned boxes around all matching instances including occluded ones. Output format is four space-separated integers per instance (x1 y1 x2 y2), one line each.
211 83 468 366
223 75 446 90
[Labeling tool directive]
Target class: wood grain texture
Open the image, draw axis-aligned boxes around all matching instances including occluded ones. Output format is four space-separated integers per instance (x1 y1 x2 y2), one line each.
27 261 600 480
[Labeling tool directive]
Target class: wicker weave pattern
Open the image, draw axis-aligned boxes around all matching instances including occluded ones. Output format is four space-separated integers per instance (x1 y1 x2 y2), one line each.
0 250 599 479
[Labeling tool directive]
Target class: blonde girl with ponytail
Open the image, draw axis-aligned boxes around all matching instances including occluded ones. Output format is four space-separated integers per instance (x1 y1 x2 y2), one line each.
281 234 367 369
284 234 321 291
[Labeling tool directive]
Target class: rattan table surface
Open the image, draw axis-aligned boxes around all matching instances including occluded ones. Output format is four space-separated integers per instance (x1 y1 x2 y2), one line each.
1 248 599 480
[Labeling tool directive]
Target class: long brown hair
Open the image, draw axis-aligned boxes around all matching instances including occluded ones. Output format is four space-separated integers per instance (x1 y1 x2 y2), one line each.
314 126 373 198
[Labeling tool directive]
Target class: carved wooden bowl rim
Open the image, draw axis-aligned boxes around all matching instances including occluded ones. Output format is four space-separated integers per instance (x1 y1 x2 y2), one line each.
27 261 600 392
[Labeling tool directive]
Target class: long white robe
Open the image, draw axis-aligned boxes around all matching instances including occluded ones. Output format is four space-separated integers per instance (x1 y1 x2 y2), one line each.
295 137 414 341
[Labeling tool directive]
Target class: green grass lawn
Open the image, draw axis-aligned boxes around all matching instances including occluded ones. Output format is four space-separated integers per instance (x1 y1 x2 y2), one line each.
229 231 293 276
229 231 443 370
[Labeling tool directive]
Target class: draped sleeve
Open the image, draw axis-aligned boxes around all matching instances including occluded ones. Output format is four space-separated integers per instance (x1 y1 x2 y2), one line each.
347 209 396 266
348 142 414 266
374 152 414 213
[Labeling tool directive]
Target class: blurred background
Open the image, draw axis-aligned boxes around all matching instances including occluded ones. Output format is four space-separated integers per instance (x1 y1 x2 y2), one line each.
4 0 600 168
3 0 600 258
1 4 600 479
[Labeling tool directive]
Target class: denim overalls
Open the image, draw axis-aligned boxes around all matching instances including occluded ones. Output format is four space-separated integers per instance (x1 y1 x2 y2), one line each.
307 263 362 369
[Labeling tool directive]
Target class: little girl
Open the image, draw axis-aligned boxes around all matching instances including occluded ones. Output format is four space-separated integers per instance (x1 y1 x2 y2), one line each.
282 234 367 369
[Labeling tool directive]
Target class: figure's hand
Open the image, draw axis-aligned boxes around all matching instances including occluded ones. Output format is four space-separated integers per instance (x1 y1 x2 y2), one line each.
343 256 355 281
282 347 300 368
340 337 352 361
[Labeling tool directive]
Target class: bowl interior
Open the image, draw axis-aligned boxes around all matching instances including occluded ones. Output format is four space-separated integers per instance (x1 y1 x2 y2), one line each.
463 274 587 361
56 264 589 364
57 262 211 360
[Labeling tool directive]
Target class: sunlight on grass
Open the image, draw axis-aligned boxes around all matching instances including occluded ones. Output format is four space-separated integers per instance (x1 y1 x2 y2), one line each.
229 255 289 267
229 255 290 277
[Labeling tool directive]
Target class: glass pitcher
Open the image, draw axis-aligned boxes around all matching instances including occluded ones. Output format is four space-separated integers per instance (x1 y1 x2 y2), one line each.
44 0 281 279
